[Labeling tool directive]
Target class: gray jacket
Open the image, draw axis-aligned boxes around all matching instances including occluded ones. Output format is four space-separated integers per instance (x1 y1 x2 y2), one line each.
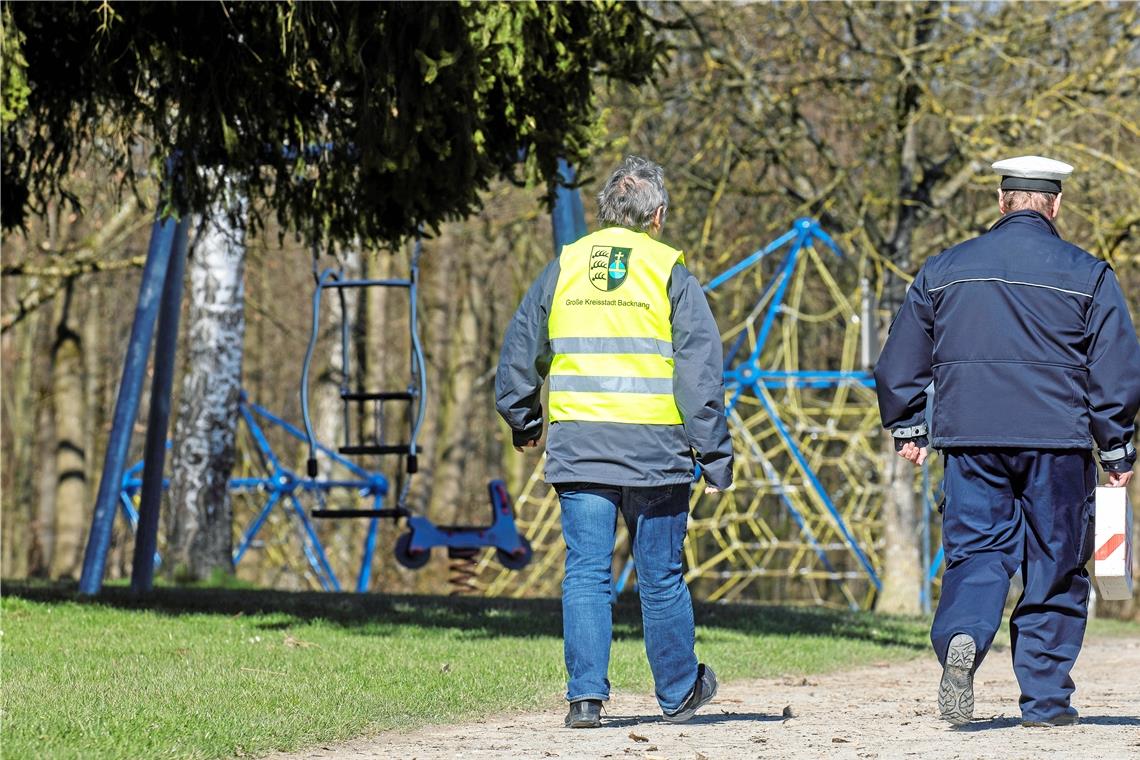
495 257 734 489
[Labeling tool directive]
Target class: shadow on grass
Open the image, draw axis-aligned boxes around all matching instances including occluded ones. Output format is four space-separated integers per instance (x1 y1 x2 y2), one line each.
2 581 926 650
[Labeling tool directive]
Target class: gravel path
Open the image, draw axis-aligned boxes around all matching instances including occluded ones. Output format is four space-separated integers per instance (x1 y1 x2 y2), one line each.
266 635 1140 760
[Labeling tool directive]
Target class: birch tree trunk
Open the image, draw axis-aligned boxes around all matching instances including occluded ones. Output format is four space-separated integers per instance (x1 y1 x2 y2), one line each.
167 178 249 582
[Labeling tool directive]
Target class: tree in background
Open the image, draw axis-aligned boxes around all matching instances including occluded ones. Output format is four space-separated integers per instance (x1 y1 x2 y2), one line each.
1 1 664 581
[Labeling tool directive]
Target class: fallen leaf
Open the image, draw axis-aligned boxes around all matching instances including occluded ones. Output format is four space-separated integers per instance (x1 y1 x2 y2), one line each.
645 746 657 752
629 731 649 743
832 737 850 743
695 753 709 760
283 635 318 649
750 736 768 743
782 705 796 719
441 663 451 673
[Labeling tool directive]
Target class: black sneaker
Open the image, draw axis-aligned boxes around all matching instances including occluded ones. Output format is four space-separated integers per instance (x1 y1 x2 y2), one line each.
565 699 602 728
1022 712 1079 728
938 634 975 726
663 663 718 723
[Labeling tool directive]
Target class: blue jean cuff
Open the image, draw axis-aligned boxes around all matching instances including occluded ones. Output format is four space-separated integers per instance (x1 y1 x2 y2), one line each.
566 693 609 703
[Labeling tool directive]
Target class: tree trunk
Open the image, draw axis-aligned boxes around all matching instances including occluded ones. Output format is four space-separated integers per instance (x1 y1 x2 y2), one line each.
314 246 360 475
874 4 937 613
878 436 923 613
2 304 43 578
167 179 248 582
30 383 57 576
49 282 89 578
876 220 925 614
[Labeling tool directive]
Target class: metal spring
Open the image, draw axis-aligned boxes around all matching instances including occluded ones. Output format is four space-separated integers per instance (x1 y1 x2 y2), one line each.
448 548 481 596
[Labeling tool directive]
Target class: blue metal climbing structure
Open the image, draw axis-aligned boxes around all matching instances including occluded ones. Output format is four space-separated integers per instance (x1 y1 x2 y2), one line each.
117 394 389 592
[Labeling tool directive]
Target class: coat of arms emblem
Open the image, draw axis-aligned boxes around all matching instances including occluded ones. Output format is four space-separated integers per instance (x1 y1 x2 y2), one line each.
589 246 632 292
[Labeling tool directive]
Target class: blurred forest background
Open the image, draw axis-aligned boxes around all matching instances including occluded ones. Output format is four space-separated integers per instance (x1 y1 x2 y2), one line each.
2 2 1138 617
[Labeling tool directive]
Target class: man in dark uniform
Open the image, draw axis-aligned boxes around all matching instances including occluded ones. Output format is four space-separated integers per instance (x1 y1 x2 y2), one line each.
874 155 1140 727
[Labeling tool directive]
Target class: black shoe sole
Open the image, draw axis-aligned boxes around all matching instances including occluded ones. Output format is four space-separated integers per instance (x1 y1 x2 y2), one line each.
939 634 975 726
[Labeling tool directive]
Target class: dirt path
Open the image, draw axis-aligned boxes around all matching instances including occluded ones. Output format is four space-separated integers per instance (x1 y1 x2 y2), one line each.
267 636 1140 760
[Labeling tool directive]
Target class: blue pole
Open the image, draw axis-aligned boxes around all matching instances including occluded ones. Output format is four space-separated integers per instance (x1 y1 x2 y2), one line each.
79 214 179 595
357 514 380 592
233 491 283 566
130 216 192 593
552 158 587 255
614 556 636 596
288 493 341 591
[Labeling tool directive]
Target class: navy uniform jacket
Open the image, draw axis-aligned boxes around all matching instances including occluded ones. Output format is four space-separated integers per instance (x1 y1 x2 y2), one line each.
875 210 1140 466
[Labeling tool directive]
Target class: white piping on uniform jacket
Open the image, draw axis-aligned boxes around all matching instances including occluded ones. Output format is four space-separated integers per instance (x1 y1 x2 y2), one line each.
927 277 1092 299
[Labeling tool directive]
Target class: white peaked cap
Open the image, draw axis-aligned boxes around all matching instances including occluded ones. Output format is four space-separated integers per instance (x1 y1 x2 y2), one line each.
992 155 1073 193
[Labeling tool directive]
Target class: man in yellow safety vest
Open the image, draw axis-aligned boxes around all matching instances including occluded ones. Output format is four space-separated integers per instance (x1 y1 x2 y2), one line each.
496 155 733 727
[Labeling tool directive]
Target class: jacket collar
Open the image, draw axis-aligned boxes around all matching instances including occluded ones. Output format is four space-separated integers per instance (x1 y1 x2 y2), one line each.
989 209 1060 238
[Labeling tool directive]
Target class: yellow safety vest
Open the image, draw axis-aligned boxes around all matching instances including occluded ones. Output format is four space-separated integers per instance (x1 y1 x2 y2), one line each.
547 227 684 425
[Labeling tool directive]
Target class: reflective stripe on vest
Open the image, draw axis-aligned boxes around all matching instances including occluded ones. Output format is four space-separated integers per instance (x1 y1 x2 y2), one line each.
547 227 684 425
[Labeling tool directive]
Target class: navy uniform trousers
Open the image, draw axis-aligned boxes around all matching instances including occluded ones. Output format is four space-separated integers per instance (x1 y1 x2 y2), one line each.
932 448 1097 722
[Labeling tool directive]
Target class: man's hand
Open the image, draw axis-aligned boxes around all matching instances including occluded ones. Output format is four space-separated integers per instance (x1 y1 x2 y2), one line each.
897 441 928 467
1105 470 1133 488
704 486 720 495
513 438 540 453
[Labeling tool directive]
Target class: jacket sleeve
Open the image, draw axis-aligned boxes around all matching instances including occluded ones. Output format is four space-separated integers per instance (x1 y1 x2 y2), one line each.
495 259 559 446
874 267 935 437
670 264 734 489
1084 266 1140 468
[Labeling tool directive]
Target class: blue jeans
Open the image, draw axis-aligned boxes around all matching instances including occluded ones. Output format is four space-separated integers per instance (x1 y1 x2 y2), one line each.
556 481 698 714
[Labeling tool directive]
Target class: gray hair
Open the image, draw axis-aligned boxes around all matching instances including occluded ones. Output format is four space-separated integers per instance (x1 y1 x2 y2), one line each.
1000 189 1056 216
597 155 669 231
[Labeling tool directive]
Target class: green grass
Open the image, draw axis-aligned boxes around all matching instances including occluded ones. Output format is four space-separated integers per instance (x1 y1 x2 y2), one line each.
0 583 934 759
